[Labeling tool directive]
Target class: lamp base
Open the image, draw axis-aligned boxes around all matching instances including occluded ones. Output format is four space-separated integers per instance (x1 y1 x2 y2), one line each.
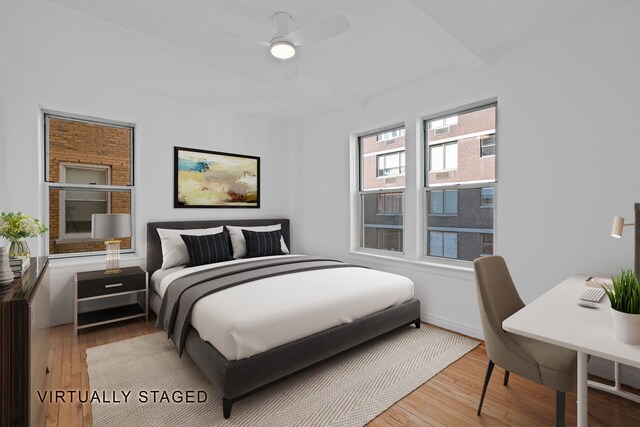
104 239 122 274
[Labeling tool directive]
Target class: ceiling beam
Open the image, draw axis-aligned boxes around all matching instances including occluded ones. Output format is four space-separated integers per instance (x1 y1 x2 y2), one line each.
410 0 488 71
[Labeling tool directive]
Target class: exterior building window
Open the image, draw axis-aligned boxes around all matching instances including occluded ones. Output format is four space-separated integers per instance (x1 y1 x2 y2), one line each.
377 151 405 177
425 104 496 261
429 231 458 258
481 187 494 207
59 164 111 238
378 193 403 214
429 142 458 172
429 190 458 215
359 126 405 252
480 233 494 255
428 115 458 130
480 134 496 157
377 128 405 141
45 112 134 257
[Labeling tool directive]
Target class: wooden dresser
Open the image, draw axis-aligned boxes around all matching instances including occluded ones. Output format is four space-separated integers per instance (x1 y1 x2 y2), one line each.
0 257 50 427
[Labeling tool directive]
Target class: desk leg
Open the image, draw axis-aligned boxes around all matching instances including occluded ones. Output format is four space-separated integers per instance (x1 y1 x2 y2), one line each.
577 351 588 427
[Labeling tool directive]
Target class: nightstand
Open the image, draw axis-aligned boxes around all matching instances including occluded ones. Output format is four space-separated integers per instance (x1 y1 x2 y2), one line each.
74 266 148 335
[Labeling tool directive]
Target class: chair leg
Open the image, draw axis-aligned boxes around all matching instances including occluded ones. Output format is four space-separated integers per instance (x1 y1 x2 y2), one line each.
503 370 510 386
477 360 495 416
556 391 565 427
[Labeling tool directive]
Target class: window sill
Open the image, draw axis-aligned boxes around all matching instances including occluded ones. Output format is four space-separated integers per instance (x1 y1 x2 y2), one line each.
55 237 103 244
349 249 474 279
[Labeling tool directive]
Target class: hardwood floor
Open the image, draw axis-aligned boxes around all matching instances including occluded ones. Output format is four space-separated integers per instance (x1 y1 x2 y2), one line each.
41 319 640 426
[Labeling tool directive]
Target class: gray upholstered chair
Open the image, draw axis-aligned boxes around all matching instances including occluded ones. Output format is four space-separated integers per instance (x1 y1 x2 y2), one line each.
473 256 577 427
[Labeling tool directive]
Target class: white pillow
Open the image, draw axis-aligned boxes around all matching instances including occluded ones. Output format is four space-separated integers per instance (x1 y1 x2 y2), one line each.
226 224 290 259
157 227 225 269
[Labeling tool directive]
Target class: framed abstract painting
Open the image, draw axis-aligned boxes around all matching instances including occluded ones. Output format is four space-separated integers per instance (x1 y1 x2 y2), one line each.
174 146 260 208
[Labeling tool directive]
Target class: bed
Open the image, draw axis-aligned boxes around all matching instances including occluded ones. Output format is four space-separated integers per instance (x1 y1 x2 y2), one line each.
146 219 421 418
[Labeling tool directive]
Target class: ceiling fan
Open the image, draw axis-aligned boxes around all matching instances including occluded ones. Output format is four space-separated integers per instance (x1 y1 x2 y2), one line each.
265 12 350 60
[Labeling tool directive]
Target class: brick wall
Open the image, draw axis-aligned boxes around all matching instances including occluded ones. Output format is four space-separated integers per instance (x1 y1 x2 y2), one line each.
48 118 132 255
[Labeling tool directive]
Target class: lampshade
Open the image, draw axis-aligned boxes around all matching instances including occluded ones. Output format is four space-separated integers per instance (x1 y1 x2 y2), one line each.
91 214 131 239
270 40 296 59
611 216 626 238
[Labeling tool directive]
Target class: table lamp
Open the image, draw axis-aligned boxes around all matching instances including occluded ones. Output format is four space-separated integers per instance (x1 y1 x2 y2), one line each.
91 214 131 274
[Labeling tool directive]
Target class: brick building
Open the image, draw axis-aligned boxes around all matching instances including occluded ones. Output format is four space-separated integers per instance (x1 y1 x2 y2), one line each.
47 117 132 255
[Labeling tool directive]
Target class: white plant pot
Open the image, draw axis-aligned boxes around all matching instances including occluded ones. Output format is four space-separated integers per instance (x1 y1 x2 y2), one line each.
610 308 640 344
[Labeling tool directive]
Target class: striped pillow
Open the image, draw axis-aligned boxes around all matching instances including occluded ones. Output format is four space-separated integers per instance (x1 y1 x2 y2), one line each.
241 229 284 258
180 232 232 267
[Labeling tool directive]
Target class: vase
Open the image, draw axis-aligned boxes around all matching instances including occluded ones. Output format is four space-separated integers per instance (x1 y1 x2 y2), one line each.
8 239 30 260
610 307 640 344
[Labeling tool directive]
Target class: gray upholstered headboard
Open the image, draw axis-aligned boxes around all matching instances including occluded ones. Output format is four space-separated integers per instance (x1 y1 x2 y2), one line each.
146 219 290 276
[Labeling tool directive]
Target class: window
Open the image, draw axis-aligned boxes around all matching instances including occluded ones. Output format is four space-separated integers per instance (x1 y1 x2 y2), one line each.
429 190 457 215
429 231 458 258
428 115 458 130
481 187 494 207
359 126 405 252
425 104 496 262
377 151 405 177
45 112 134 257
480 134 496 157
376 128 405 141
429 142 458 171
378 193 403 214
60 164 111 237
480 234 494 255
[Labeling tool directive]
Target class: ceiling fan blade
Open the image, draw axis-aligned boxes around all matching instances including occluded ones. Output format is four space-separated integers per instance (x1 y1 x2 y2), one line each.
287 14 350 45
206 25 269 48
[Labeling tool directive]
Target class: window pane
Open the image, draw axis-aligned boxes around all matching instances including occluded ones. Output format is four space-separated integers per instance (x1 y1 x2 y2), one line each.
429 190 443 214
429 145 444 171
362 192 403 252
444 190 458 214
65 167 108 185
47 117 132 185
481 187 494 206
444 143 458 170
426 105 496 185
443 232 458 258
48 188 132 255
429 231 443 256
425 187 493 261
361 128 406 190
481 233 494 255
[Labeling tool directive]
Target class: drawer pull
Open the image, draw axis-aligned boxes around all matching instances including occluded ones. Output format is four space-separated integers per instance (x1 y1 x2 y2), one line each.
105 283 123 289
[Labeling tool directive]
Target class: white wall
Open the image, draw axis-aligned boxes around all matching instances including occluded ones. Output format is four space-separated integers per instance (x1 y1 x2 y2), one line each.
296 2 640 339
0 2 294 325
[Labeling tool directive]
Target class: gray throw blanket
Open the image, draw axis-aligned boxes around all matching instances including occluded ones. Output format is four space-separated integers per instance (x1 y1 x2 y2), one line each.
156 256 365 356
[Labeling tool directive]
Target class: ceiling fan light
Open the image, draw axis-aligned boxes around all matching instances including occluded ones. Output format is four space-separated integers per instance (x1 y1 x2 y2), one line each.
270 41 296 59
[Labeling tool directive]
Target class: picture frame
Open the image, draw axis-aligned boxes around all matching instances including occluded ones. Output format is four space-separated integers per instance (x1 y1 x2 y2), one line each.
174 146 260 208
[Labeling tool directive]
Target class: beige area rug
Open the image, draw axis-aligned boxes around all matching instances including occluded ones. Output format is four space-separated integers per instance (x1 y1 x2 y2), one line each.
87 325 478 427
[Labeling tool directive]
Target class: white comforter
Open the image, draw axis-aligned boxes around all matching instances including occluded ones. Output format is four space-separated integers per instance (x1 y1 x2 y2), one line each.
152 255 414 361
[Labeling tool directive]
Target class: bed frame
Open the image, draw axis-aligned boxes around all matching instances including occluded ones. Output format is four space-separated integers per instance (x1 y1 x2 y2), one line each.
146 219 421 419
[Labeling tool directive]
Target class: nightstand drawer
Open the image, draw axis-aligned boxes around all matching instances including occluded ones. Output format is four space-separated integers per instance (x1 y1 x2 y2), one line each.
76 267 146 299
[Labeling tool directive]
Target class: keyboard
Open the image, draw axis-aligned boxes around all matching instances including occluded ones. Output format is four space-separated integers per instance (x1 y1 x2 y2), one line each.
580 287 606 303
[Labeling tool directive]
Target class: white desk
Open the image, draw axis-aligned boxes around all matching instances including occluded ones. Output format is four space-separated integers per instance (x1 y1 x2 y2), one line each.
503 275 640 427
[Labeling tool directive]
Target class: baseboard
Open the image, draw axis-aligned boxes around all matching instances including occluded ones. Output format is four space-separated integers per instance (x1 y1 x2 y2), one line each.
588 356 640 389
422 312 483 340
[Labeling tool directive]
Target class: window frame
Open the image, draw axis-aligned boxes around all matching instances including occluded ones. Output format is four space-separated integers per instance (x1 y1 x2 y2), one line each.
480 134 496 157
480 233 494 256
43 110 136 258
428 141 458 172
376 150 406 178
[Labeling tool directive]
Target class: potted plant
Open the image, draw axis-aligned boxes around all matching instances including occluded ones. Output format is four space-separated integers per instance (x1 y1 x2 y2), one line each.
603 269 640 344
0 212 48 260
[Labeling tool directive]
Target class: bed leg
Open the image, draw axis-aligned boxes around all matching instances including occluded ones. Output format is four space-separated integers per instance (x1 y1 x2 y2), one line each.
414 319 421 329
223 397 233 419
